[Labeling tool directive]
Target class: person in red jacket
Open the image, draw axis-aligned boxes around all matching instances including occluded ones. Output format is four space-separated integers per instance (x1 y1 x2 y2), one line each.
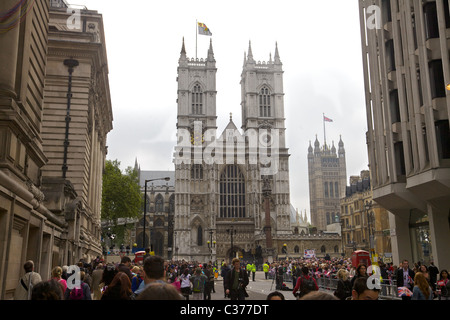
293 266 318 299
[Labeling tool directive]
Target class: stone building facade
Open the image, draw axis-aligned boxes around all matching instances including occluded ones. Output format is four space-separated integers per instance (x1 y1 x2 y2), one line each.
359 0 450 269
0 1 112 299
307 137 347 232
340 171 392 260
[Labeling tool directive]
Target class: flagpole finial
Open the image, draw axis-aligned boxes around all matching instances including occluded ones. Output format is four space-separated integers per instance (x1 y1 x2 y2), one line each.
230 112 233 121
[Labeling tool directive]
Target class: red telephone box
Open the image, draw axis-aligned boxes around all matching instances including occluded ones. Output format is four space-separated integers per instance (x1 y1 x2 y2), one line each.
134 251 146 265
351 250 372 268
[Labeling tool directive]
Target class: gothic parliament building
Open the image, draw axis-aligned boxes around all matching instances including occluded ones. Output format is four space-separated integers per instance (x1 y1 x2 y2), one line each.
136 39 341 263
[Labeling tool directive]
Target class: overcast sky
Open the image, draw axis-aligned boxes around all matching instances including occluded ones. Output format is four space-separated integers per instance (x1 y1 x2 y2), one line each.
79 0 369 222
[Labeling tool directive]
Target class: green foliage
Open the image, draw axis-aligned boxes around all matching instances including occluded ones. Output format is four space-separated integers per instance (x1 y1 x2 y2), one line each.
101 159 142 242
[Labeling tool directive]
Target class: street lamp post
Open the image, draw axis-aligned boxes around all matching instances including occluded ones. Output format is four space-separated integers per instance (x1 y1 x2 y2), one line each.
207 229 216 263
365 200 374 259
142 177 170 250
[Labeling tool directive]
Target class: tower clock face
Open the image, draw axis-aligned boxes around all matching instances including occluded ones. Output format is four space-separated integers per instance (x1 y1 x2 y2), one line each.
191 132 204 145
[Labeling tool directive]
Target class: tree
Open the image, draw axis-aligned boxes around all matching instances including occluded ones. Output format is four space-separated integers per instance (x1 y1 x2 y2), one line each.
101 159 142 244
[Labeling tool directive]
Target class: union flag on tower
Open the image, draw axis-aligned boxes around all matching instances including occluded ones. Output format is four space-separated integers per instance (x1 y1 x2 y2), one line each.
323 115 333 122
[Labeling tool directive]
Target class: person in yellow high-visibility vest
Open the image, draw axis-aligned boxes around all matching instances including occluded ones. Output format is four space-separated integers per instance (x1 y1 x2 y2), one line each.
263 262 270 280
250 262 256 282
246 262 252 278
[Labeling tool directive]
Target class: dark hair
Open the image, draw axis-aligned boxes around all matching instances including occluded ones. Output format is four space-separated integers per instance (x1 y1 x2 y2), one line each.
266 291 285 300
31 280 63 300
356 264 368 277
352 276 379 295
24 261 34 273
102 272 132 300
121 256 131 264
302 266 309 275
300 291 339 300
102 264 117 286
143 256 165 280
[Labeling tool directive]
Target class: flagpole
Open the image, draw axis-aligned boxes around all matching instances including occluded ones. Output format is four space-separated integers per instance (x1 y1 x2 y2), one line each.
195 19 198 59
323 113 326 147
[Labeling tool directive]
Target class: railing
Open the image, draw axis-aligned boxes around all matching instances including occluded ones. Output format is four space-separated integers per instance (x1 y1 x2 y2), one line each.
315 277 401 300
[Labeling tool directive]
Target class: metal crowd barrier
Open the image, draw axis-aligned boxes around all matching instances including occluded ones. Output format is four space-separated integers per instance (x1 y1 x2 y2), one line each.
315 277 401 300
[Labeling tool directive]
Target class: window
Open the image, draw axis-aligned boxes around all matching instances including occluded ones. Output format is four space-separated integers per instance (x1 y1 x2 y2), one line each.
259 86 271 117
385 39 396 72
429 60 445 99
329 182 334 198
435 120 450 160
390 89 400 123
192 84 203 114
324 182 328 198
219 165 246 218
423 2 439 39
334 245 339 253
191 164 203 180
294 246 300 253
197 225 203 246
321 245 326 253
326 212 330 225
394 141 406 177
155 194 164 212
335 182 339 198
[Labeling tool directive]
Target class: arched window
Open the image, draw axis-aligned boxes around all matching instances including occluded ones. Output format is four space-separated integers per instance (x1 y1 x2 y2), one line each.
219 165 246 218
192 84 203 114
335 182 339 198
294 246 300 253
321 245 326 253
294 227 299 235
155 194 164 212
191 164 203 180
329 182 334 198
334 245 339 253
259 86 271 117
324 182 328 198
197 225 203 246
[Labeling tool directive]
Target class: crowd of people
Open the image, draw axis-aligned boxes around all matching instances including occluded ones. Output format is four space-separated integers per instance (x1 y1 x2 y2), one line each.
13 253 450 301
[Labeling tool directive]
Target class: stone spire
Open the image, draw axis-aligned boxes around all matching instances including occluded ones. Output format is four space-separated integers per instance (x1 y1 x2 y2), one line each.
274 42 281 64
247 40 255 63
207 38 215 62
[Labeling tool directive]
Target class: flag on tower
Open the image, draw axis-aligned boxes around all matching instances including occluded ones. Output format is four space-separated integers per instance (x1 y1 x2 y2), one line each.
198 22 212 36
323 115 333 122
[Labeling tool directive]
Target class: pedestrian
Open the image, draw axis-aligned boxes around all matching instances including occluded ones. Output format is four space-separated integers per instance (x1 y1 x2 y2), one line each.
101 272 135 300
51 266 67 294
396 259 415 301
437 269 450 300
31 279 64 300
91 263 104 300
136 281 183 300
225 258 249 300
118 256 133 281
190 267 207 300
263 261 270 280
349 276 379 300
350 263 368 288
131 266 144 292
134 255 166 296
334 268 352 300
251 262 256 282
14 260 42 300
292 266 318 299
205 265 215 299
428 261 439 293
221 262 230 298
276 263 284 290
412 272 433 300
99 263 117 297
64 270 92 300
179 268 192 300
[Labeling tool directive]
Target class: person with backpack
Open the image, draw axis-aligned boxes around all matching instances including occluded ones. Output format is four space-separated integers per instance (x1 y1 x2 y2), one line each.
14 260 42 300
334 268 352 300
64 270 92 300
190 267 207 300
225 258 249 300
293 266 318 299
179 268 192 300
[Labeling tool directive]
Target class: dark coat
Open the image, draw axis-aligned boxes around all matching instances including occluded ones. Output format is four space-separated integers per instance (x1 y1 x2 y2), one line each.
224 268 249 293
396 268 415 288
